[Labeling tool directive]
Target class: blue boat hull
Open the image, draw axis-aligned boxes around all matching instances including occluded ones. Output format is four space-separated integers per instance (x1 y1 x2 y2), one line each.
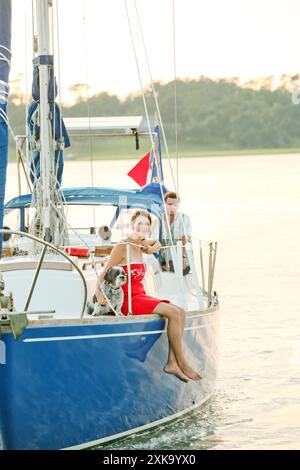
0 309 219 450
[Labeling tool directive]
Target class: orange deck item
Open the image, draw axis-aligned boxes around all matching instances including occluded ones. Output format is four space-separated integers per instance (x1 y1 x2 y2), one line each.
65 247 90 258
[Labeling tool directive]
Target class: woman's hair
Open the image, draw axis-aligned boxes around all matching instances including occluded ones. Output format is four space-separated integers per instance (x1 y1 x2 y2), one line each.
164 191 180 202
131 210 152 226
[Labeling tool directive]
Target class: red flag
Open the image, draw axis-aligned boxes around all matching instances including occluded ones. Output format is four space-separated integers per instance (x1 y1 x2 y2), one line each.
127 151 151 186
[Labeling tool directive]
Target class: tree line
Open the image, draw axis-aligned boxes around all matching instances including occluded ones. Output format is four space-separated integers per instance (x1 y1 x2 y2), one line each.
7 75 300 154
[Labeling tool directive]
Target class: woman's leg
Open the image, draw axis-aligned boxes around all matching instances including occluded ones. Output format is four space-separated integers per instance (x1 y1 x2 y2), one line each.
153 302 201 381
165 306 185 371
165 306 202 381
177 305 186 336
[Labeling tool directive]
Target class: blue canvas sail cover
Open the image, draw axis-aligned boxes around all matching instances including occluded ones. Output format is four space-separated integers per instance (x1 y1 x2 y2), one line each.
27 58 70 186
5 183 167 220
0 0 12 251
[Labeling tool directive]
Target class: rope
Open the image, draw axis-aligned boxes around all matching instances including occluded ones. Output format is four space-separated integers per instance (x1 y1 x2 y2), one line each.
0 82 8 104
0 45 11 67
0 43 11 104
0 106 16 137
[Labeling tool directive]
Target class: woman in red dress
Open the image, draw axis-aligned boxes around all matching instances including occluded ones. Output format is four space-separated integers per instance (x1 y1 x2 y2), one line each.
95 210 201 383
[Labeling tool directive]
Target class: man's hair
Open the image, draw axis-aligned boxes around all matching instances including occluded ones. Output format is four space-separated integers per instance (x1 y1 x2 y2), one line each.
131 210 152 226
164 191 180 202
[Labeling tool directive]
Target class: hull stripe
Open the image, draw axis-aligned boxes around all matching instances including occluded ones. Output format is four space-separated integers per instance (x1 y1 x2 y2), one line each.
22 323 214 343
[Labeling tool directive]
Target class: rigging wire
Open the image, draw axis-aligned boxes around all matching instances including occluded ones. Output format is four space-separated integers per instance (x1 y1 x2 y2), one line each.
81 0 96 228
133 0 178 194
53 0 63 179
173 0 179 193
42 0 68 246
124 0 174 244
24 6 30 202
133 0 189 242
53 0 69 231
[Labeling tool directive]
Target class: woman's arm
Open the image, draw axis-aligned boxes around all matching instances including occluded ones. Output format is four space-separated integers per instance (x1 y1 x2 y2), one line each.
141 239 161 255
95 243 125 304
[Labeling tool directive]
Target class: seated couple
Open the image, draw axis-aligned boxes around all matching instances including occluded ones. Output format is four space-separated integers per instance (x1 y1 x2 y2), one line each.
95 209 201 383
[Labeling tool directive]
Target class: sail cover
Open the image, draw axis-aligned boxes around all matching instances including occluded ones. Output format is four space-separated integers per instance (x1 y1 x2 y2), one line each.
27 57 70 187
5 184 166 220
0 0 11 251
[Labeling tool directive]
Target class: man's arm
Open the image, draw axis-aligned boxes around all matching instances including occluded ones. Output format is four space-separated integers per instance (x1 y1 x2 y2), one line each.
181 214 192 262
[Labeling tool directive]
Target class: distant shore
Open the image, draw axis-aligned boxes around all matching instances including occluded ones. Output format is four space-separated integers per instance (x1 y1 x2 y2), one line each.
65 147 300 161
8 147 300 162
160 148 300 159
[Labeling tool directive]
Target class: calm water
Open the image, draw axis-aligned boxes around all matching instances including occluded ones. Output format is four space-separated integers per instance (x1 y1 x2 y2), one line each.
6 153 300 449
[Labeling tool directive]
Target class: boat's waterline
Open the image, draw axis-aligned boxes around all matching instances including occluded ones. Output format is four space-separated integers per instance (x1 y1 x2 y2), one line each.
64 393 215 450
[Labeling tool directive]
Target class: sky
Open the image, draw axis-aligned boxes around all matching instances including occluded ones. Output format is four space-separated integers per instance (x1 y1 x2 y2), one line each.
9 0 300 103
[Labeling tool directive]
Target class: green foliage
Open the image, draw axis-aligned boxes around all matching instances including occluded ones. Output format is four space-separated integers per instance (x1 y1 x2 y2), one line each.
7 76 300 159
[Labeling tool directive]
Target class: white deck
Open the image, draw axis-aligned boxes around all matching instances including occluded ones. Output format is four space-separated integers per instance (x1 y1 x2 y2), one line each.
0 251 206 321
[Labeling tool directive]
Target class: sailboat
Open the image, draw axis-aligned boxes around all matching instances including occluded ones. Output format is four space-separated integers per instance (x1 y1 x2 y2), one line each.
0 0 219 450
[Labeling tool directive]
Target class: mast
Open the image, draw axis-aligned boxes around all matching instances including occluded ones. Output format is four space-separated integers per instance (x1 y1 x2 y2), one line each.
33 0 53 242
29 0 68 249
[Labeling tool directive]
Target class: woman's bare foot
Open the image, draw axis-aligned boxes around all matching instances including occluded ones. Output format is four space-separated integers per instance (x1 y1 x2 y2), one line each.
164 363 189 383
179 362 202 381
